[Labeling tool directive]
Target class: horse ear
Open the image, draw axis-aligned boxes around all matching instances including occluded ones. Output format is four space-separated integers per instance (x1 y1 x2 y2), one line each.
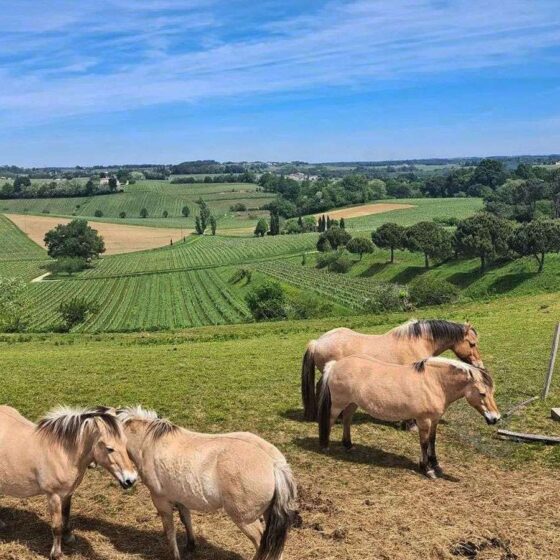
464 321 471 334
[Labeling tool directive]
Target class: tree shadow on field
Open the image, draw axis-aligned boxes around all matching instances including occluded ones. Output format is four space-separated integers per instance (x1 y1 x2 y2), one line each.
0 506 103 560
0 506 243 560
488 271 535 294
294 436 418 471
389 266 425 284
359 261 391 278
74 513 244 560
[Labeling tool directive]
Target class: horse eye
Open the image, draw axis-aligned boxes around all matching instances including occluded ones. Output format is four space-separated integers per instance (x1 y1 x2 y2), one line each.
106 447 115 453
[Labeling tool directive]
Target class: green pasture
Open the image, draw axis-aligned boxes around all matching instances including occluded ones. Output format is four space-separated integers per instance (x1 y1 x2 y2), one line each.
344 197 483 230
1 291 559 467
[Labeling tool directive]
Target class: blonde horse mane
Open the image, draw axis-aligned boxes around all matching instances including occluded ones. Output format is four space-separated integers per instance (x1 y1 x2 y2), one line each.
36 405 121 449
117 406 178 440
391 319 470 344
413 356 493 387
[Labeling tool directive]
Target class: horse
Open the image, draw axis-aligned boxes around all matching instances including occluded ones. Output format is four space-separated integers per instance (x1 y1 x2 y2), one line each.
302 319 484 420
317 355 499 479
0 405 137 560
117 406 297 560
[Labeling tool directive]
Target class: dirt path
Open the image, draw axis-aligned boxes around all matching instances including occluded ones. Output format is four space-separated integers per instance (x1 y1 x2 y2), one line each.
5 214 193 255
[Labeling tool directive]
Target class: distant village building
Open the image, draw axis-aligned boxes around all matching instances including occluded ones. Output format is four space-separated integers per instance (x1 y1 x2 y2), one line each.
287 172 319 182
99 175 124 191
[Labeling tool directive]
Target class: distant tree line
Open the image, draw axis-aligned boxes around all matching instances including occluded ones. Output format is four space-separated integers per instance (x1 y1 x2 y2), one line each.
258 159 560 219
170 171 256 184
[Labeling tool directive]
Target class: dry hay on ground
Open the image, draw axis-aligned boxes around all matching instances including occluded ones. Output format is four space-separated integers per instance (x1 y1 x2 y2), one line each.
5 214 192 255
1 423 559 560
313 202 414 220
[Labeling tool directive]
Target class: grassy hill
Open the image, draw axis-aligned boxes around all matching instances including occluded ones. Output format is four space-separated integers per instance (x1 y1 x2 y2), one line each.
1 292 559 559
0 180 274 230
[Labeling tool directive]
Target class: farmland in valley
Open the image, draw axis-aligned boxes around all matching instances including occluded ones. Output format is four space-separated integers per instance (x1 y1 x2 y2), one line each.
0 180 274 230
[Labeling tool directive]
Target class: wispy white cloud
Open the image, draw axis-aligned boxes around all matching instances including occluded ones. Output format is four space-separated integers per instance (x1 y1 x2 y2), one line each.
0 0 559 126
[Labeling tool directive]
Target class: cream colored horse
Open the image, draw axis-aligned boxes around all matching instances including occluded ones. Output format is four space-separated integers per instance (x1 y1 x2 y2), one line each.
117 406 297 560
318 356 499 478
302 319 484 420
0 405 137 560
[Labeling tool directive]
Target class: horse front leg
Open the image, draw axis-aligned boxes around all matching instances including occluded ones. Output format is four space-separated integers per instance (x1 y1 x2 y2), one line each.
61 495 76 545
153 497 180 560
47 494 63 560
177 503 197 552
342 403 358 450
428 419 443 476
416 419 436 480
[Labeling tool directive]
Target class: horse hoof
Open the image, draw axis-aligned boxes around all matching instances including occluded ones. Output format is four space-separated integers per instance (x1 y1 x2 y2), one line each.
433 465 444 477
424 469 437 480
63 533 76 545
185 540 197 552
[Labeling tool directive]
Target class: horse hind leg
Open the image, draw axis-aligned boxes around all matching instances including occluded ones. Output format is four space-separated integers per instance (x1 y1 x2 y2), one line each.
61 495 76 545
234 519 264 559
342 403 358 450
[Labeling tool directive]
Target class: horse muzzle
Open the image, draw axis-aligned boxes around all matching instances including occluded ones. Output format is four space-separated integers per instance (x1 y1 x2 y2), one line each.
118 472 138 490
484 412 500 425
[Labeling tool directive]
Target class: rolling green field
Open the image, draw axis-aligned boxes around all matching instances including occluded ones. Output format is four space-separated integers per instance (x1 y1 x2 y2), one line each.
0 180 274 230
1 293 560 559
0 214 46 261
345 197 483 229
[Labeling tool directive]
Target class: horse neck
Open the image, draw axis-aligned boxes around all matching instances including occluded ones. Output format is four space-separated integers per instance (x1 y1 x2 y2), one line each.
431 366 470 407
122 421 150 468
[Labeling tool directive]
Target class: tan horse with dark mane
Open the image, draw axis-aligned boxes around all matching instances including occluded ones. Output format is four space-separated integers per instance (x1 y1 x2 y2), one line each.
318 356 499 478
302 319 484 420
0 405 137 559
117 406 297 560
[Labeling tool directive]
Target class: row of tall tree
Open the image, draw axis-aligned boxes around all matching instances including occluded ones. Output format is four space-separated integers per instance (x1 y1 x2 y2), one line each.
316 213 560 273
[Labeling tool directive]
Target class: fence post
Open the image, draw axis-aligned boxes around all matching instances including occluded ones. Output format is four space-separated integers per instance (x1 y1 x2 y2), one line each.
542 323 560 400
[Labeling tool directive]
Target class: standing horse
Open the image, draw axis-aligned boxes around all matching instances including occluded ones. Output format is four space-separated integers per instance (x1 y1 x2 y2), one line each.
0 405 137 560
302 319 484 420
318 355 499 478
117 406 297 560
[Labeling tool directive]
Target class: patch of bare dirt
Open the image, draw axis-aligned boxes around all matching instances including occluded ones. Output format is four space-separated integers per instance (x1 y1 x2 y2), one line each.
5 214 192 255
312 202 414 220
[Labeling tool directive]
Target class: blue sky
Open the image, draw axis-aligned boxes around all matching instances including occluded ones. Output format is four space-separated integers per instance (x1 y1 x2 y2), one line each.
1 0 559 166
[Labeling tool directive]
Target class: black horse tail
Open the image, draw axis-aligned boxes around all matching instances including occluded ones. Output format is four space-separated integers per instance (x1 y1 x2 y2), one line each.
318 361 334 449
255 462 297 560
301 341 318 421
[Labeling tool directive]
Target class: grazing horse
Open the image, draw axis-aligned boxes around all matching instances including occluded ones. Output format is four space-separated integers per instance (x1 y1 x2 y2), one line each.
117 406 297 560
318 355 499 478
302 319 484 420
0 405 137 559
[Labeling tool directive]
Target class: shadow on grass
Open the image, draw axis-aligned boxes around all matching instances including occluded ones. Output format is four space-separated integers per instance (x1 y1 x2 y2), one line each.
488 272 536 294
446 268 483 289
294 436 418 471
359 261 392 278
389 266 426 284
0 507 244 560
281 408 404 428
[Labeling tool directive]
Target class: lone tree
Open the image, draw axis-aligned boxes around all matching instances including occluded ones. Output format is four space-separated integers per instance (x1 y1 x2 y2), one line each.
509 219 560 272
210 215 217 235
372 223 406 263
347 237 374 260
245 281 287 321
44 219 105 260
181 205 190 218
140 208 148 218
405 221 453 268
254 218 268 237
455 213 513 272
317 226 352 251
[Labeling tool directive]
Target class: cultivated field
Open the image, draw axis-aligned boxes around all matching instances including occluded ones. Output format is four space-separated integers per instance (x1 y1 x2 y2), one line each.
0 180 274 230
1 293 560 559
313 202 414 220
6 214 192 255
